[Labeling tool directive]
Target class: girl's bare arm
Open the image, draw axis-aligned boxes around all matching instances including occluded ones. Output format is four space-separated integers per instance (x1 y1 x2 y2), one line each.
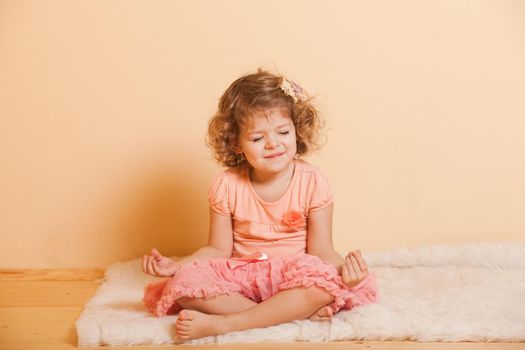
307 203 369 287
306 203 345 273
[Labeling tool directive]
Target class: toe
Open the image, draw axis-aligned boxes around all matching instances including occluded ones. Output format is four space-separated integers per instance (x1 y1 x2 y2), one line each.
178 320 191 328
311 315 329 322
176 323 189 331
175 334 189 342
179 309 196 321
317 307 329 317
175 326 190 336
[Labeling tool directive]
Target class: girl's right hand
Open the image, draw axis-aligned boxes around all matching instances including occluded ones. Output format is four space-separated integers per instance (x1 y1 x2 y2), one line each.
142 248 180 277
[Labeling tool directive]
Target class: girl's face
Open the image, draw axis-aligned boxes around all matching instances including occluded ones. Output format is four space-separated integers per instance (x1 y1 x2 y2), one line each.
237 108 297 176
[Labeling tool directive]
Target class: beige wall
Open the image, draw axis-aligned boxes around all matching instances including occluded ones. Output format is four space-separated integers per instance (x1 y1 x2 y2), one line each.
1 1 524 268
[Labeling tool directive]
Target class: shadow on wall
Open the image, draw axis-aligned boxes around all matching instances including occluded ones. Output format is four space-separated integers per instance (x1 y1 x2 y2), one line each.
102 158 210 265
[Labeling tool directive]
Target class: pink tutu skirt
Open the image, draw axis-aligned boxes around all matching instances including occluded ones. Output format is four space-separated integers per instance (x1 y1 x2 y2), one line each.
143 253 378 316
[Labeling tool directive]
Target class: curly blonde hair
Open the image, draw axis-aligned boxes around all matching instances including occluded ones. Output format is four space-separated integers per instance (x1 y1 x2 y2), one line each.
206 69 325 168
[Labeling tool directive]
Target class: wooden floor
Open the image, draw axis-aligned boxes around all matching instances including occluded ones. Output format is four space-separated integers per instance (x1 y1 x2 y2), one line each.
1 270 523 350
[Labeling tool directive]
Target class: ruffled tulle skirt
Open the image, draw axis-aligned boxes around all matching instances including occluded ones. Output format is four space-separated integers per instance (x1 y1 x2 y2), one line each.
143 253 378 316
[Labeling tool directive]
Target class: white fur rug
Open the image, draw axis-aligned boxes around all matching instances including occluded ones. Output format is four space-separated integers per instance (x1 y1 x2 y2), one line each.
76 242 525 346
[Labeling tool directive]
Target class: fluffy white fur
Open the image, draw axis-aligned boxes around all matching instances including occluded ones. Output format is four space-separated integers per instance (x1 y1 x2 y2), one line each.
76 242 525 346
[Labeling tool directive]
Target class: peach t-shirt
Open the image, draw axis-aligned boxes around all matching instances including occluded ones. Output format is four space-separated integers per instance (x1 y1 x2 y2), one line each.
208 159 333 259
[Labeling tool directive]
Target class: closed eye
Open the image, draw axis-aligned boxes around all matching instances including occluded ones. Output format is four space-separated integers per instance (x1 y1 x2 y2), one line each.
252 137 263 142
279 131 289 135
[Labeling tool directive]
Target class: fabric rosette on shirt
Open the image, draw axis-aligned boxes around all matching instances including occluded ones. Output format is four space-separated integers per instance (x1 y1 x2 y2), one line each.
281 210 305 232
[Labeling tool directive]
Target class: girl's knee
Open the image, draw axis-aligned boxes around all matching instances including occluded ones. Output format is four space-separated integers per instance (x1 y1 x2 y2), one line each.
304 286 335 305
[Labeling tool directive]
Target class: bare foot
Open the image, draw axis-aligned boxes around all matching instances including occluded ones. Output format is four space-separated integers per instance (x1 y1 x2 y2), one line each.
308 305 333 322
175 309 229 340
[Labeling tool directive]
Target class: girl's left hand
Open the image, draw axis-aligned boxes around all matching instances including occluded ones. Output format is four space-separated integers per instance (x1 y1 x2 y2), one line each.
341 250 370 288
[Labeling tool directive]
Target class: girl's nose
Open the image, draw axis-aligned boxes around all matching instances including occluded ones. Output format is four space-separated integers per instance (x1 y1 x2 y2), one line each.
265 138 277 149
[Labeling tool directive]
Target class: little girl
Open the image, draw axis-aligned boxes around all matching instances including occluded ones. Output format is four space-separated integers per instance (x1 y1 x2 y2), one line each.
142 69 378 341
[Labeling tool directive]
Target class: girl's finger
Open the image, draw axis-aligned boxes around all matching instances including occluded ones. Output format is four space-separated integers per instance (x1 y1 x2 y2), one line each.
350 253 361 274
142 255 147 273
145 256 151 275
351 251 364 272
152 248 163 261
341 262 350 284
352 254 365 280
151 248 162 259
152 259 162 276
144 256 151 273
147 256 156 276
345 255 357 281
355 253 369 274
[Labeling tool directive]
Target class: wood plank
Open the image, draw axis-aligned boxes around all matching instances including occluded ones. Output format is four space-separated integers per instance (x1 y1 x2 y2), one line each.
0 307 81 345
0 280 101 307
0 269 104 281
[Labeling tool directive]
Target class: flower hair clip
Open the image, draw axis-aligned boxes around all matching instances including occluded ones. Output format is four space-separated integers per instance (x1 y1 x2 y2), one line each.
279 78 307 103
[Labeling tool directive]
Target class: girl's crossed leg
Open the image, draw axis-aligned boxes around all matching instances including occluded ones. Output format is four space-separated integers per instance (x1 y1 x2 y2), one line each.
175 285 334 340
177 291 333 320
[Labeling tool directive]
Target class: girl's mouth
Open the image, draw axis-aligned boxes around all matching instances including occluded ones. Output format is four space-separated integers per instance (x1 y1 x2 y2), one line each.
265 152 285 159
